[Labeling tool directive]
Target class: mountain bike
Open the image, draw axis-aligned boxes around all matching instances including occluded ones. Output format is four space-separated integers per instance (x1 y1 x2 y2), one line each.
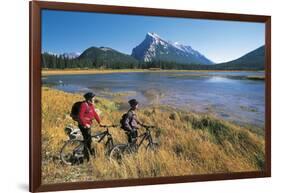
60 125 118 165
109 125 159 162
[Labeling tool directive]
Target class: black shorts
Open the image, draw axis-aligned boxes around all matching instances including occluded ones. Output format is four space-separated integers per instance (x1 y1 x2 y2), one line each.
126 129 138 143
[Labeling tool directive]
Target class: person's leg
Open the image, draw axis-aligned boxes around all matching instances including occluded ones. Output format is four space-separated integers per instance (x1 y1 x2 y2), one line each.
126 132 132 143
78 124 91 161
127 129 138 144
126 129 137 152
79 124 88 141
85 128 93 155
131 129 138 145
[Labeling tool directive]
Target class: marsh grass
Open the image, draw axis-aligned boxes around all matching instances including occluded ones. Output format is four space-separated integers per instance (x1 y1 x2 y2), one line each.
41 87 265 184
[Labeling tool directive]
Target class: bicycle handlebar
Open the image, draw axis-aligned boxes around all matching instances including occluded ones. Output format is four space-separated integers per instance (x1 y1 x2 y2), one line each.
141 125 156 129
99 124 155 129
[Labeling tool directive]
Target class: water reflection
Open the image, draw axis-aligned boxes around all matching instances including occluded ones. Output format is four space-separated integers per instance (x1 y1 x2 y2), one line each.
43 71 265 128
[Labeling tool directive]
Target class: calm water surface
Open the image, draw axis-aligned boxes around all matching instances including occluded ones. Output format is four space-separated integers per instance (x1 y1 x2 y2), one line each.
43 71 265 128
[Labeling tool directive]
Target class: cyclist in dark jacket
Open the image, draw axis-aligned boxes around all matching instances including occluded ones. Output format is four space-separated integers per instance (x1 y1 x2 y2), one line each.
123 99 142 145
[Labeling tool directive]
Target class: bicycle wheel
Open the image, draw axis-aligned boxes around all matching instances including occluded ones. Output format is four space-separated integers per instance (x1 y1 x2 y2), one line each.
60 140 85 165
104 139 114 156
109 144 130 162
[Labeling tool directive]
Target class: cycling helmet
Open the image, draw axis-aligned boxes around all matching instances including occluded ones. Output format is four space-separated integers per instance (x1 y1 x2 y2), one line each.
128 99 139 107
84 92 95 100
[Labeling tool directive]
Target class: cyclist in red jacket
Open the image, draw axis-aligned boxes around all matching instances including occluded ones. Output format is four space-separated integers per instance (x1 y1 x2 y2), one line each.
78 92 102 159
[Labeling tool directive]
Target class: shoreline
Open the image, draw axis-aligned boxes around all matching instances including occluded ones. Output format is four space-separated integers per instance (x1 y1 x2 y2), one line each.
42 68 264 76
41 87 265 183
42 86 265 183
43 86 264 135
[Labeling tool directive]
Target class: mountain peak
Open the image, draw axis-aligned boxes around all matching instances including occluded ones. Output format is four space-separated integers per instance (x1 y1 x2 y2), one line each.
215 45 265 70
146 32 162 40
132 32 213 64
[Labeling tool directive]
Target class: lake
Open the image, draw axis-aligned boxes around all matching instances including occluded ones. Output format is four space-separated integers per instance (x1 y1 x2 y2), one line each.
42 71 265 128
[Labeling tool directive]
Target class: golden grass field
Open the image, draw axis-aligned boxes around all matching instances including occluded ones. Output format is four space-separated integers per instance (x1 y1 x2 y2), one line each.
42 87 265 184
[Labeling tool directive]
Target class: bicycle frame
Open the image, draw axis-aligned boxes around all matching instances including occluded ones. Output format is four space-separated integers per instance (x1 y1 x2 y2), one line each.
135 127 153 149
61 125 118 165
91 125 118 150
92 128 112 144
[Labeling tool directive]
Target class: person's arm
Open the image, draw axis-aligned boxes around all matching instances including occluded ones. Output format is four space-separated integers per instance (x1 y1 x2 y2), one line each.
134 114 143 127
136 118 142 125
78 102 87 127
124 112 133 131
92 106 101 124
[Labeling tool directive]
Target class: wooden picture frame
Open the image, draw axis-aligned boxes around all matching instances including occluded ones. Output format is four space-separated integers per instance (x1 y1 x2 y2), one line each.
30 1 271 192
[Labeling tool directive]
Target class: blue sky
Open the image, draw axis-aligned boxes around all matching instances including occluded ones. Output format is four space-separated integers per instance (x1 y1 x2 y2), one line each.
42 10 265 63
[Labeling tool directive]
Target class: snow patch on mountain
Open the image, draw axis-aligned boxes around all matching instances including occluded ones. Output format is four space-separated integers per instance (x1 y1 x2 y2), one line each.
131 32 213 65
100 47 112 51
43 51 60 56
62 52 81 59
